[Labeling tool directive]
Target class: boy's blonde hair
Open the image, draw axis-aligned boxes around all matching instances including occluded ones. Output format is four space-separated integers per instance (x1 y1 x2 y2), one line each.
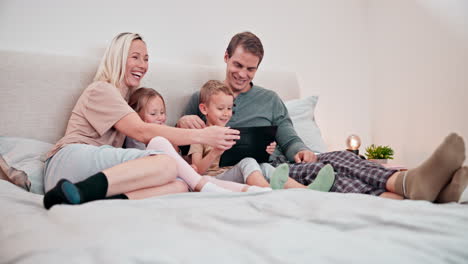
94 32 144 88
128 87 165 113
199 80 234 105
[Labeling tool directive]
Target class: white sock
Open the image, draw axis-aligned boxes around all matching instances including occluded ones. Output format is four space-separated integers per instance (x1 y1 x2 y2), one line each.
459 187 468 204
200 182 232 193
246 186 272 193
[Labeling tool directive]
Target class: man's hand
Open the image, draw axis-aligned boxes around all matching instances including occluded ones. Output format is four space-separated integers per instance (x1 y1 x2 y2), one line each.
177 115 206 129
294 150 317 163
266 142 277 155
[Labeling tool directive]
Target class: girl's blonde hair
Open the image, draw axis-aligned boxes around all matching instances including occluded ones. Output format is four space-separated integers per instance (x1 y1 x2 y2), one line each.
128 87 166 114
94 32 144 88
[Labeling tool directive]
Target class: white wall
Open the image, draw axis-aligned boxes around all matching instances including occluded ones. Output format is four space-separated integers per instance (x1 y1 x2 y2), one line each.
368 0 468 167
0 0 372 152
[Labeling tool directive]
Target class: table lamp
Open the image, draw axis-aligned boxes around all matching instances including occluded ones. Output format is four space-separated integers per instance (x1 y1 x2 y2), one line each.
346 134 361 155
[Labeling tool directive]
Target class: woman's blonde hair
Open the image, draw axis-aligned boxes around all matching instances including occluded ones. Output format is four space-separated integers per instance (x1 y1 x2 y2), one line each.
94 32 144 88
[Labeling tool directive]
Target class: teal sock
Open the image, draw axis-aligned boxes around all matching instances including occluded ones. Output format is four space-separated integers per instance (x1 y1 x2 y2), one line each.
269 163 290 190
308 164 335 192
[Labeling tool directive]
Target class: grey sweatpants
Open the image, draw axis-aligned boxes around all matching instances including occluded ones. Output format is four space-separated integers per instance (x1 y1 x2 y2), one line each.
44 144 163 192
215 157 275 184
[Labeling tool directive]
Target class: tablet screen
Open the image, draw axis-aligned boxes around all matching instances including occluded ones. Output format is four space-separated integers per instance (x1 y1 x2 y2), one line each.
219 126 277 167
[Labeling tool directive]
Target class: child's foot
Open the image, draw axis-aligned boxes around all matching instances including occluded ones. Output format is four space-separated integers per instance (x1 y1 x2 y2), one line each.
308 164 335 192
43 179 82 209
395 133 465 201
246 186 272 193
436 166 468 203
269 163 289 190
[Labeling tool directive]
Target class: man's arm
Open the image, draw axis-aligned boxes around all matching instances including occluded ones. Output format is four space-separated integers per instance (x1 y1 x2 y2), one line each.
271 95 312 162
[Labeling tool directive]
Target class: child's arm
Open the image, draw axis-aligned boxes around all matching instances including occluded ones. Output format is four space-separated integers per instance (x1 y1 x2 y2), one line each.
191 147 224 175
266 142 277 155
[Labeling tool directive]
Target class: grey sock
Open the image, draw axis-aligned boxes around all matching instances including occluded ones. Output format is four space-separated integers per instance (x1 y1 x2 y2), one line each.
436 166 468 203
395 133 465 201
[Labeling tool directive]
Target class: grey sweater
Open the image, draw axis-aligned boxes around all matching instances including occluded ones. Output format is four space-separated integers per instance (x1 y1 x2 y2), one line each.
183 84 310 162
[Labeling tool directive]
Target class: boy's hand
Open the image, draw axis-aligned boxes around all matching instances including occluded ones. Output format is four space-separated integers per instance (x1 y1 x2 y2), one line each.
266 142 277 155
294 150 317 163
177 115 206 129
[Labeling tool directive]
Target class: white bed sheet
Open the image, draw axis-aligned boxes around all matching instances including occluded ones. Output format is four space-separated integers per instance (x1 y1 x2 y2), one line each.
1 180 467 264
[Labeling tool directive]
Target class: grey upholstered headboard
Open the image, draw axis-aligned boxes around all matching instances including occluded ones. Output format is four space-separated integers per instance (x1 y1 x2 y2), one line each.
0 50 300 143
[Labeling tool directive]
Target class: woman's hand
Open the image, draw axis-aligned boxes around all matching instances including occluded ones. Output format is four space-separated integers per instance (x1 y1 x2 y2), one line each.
266 142 277 155
198 126 240 150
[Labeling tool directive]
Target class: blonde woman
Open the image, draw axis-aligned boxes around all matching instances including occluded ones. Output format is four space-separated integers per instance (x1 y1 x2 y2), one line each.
43 33 244 209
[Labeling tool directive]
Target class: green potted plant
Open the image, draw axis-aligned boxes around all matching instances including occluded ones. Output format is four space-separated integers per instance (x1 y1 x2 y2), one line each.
364 144 394 164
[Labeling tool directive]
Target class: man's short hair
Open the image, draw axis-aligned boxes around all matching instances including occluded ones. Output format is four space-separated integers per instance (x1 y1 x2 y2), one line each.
200 80 234 105
226 32 264 66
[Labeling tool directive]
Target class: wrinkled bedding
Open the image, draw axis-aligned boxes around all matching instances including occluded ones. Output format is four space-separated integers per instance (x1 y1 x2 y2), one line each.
1 180 467 264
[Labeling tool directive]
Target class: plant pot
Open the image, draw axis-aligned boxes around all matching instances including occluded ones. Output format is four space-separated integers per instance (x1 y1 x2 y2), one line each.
369 159 388 164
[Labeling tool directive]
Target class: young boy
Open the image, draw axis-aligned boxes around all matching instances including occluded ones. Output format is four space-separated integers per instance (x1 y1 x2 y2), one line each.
189 80 335 190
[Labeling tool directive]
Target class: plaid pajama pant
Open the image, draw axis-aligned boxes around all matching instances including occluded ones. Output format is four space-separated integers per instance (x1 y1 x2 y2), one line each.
285 151 398 196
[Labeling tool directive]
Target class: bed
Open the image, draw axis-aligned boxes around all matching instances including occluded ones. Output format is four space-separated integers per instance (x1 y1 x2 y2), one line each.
1 50 467 263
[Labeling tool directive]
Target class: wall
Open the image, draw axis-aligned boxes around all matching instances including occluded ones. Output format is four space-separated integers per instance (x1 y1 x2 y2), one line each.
368 0 468 167
0 0 372 152
2 0 465 167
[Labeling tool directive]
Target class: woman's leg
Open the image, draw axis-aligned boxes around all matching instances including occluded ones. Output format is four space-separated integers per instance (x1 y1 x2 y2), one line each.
104 154 178 196
126 180 189 199
44 154 179 209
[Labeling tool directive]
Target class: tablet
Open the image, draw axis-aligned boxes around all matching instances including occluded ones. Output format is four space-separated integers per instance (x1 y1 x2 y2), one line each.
219 126 278 167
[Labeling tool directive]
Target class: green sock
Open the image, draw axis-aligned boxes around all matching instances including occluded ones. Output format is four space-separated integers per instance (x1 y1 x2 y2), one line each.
269 163 290 190
308 164 335 192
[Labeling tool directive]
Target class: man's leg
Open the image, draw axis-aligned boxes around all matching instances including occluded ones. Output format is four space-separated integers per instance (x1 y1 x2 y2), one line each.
392 133 465 201
289 153 391 196
436 166 468 203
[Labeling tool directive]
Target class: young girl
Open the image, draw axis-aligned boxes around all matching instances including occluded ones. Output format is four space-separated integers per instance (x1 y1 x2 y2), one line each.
189 80 335 191
125 87 272 193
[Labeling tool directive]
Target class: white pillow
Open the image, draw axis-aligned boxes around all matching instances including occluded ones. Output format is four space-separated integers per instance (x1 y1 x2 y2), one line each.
285 96 327 153
0 137 53 194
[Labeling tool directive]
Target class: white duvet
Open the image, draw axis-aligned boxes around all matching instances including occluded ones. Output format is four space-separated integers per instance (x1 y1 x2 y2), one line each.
1 180 467 264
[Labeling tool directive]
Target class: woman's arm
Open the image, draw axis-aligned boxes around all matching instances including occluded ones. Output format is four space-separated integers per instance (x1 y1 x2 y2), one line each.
114 113 239 150
191 148 224 175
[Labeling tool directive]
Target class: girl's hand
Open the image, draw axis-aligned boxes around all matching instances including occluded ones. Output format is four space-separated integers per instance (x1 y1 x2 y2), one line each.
266 142 277 155
199 126 240 150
